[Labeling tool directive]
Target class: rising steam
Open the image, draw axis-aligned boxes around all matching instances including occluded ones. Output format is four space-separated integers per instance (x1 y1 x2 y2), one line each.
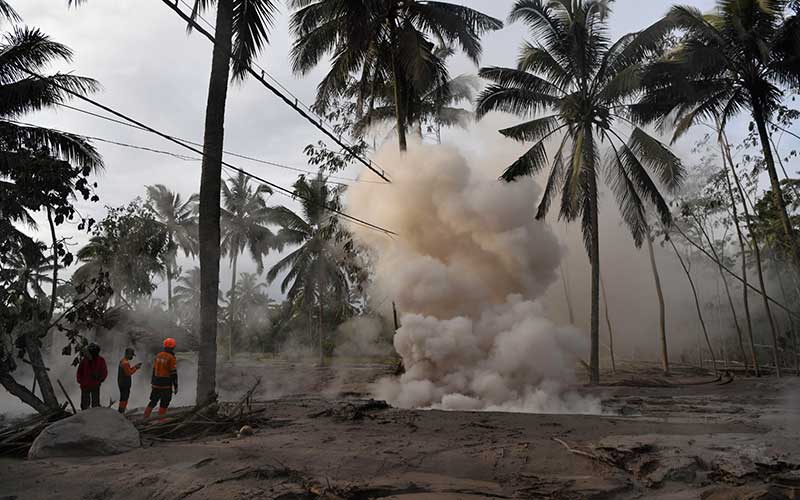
347 142 599 413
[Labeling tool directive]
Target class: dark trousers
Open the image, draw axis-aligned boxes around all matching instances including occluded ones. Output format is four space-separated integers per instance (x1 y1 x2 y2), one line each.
80 387 100 410
118 385 131 403
148 387 172 409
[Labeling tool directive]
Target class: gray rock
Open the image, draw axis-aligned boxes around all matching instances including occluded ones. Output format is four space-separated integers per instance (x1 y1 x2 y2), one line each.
28 408 140 459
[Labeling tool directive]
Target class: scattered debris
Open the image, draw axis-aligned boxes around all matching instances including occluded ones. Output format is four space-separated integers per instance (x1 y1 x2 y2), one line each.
309 399 390 422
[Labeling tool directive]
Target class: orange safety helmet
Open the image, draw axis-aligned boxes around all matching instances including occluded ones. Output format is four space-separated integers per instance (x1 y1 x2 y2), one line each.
163 338 177 349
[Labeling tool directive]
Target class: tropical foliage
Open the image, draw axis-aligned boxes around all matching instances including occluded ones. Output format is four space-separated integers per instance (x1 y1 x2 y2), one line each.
145 184 198 311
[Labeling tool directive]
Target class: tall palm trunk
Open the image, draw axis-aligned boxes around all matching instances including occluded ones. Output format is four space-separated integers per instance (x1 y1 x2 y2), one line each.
723 129 780 377
588 158 600 385
753 104 800 282
721 159 757 374
669 237 717 374
599 272 616 373
228 252 238 361
318 292 324 367
646 230 669 376
560 264 575 324
196 0 234 404
391 52 408 152
166 233 174 312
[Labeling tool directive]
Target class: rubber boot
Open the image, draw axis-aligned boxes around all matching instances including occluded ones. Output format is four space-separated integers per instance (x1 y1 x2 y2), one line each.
143 405 153 418
157 406 168 423
118 401 127 414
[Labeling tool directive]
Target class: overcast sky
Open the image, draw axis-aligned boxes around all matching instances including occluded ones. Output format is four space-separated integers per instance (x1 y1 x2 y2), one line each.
18 0 773 302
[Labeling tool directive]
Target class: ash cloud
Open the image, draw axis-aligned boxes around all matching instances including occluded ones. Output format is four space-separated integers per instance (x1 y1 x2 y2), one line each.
347 141 599 413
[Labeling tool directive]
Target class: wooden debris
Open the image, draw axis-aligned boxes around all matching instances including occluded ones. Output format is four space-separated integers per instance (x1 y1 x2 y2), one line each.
309 399 390 421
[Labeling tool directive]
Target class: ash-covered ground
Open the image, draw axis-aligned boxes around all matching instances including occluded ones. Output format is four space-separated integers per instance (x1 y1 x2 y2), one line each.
1 361 799 500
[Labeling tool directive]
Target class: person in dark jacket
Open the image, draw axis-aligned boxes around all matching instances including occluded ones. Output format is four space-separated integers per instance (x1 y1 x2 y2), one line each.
117 347 142 414
76 343 107 410
143 338 178 418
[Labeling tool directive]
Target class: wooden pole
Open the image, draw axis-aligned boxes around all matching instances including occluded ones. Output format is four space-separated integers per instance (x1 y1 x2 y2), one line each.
56 379 76 415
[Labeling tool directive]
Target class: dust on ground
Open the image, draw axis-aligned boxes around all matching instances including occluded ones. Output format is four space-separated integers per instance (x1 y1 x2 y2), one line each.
1 362 799 500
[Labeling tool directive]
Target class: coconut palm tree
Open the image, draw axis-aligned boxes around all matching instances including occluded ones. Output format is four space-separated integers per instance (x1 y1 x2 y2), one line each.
145 185 198 312
267 173 351 365
475 0 684 384
634 0 800 277
289 0 503 151
0 20 102 171
220 172 279 359
354 45 481 144
0 240 53 299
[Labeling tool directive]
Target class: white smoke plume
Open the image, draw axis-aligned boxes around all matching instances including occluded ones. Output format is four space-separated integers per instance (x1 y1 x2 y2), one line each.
347 142 600 413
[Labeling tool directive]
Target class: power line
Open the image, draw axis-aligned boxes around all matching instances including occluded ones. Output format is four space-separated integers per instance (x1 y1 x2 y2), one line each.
19 67 397 237
161 0 392 184
55 102 387 185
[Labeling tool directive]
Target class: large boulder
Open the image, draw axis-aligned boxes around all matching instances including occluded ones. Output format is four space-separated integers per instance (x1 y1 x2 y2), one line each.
28 408 140 459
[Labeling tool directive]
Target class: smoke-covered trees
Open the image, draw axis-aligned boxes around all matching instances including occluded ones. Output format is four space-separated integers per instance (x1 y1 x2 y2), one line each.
145 185 198 312
75 199 170 306
476 0 684 384
288 0 502 152
636 0 800 275
267 173 363 365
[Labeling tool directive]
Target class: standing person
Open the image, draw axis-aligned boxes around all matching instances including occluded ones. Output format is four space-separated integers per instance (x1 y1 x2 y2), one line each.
143 338 178 418
117 348 142 414
76 343 107 410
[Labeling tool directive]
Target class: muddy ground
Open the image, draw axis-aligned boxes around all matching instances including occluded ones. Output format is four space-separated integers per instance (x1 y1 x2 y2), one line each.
1 363 799 500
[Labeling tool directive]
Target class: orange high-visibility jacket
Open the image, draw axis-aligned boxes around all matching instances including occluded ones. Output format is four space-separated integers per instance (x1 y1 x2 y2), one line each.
117 358 139 388
151 350 177 390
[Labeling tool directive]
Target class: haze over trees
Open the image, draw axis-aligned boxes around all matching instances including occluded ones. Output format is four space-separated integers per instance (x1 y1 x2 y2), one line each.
2 0 800 418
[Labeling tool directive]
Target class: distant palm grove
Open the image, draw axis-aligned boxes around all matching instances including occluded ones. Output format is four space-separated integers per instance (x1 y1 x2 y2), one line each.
2 0 800 416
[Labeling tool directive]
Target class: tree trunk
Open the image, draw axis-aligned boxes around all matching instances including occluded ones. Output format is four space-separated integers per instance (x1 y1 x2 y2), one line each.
166 233 174 312
46 206 58 321
391 50 407 152
196 0 234 405
228 253 238 362
646 230 669 376
0 372 52 416
720 156 757 374
692 212 747 367
599 272 616 373
753 104 800 279
722 129 775 375
588 162 600 385
560 264 575 324
318 291 324 367
23 326 59 410
669 237 717 374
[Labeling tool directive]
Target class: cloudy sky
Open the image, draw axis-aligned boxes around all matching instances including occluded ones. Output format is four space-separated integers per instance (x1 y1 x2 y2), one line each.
18 0 764 301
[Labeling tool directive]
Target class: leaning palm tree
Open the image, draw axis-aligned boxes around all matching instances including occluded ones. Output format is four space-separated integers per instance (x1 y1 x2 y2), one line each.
476 0 684 384
267 173 351 365
634 0 800 277
289 0 503 151
145 185 198 312
220 172 279 359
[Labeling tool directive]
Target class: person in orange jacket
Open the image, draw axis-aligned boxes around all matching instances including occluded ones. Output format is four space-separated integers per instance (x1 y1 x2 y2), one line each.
76 343 107 410
117 348 142 414
143 338 178 418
